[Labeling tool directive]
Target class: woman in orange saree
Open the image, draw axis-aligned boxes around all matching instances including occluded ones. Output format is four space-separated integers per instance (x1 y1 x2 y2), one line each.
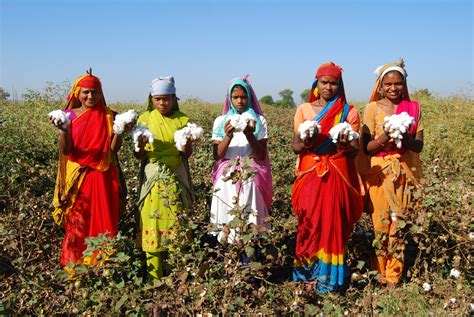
51 71 127 266
292 62 364 293
359 59 423 286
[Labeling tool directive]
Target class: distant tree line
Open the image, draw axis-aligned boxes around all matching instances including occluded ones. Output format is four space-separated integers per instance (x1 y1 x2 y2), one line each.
259 88 312 108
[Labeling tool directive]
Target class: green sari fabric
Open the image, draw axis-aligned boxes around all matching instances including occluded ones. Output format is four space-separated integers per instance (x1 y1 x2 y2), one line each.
136 109 193 254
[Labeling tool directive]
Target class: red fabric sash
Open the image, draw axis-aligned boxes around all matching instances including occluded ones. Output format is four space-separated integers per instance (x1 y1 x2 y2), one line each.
292 152 363 260
68 106 112 171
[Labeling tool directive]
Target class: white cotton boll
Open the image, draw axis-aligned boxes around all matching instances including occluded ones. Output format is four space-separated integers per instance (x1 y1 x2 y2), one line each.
113 109 138 135
174 122 205 151
174 127 191 152
422 282 431 292
450 268 461 279
329 122 360 143
228 114 248 131
240 112 255 124
390 212 398 222
187 122 204 141
383 112 415 149
48 110 71 129
298 120 321 140
132 125 154 152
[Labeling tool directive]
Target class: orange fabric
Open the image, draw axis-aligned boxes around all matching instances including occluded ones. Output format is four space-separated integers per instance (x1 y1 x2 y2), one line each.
360 101 423 284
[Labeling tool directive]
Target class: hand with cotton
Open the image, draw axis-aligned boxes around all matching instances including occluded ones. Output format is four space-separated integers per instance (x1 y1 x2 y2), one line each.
48 110 71 133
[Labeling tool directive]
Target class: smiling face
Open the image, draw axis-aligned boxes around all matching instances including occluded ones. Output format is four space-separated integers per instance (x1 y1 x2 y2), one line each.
380 71 405 103
151 94 175 116
316 76 339 101
231 85 249 113
78 88 101 108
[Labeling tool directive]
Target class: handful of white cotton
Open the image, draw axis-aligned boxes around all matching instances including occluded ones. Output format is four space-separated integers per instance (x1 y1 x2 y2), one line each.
48 110 71 129
383 112 415 148
227 112 255 132
329 122 360 143
132 125 154 152
298 120 321 140
113 110 138 135
174 122 205 152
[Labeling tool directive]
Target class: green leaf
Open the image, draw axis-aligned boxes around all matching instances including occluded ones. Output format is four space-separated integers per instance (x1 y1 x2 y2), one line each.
398 220 407 229
244 246 255 258
249 262 263 270
356 260 365 270
115 294 128 311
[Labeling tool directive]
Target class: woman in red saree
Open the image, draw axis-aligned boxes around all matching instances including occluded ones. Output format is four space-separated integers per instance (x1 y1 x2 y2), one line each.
292 62 364 292
51 71 127 266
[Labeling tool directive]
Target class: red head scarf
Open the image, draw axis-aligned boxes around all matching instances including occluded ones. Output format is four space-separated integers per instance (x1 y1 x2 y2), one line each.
308 62 352 148
316 62 343 80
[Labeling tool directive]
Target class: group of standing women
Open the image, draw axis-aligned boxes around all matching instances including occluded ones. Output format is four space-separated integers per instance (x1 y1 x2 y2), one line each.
50 59 423 292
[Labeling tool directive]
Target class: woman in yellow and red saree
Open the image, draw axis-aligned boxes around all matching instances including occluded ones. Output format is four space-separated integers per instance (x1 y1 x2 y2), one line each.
51 71 127 267
292 62 364 293
359 59 423 286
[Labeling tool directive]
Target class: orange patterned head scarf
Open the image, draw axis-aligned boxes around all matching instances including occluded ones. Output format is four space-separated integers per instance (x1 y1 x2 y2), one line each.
369 58 410 102
66 69 105 110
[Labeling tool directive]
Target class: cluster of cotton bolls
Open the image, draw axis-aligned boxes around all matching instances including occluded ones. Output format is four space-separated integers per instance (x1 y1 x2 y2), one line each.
329 122 360 143
132 125 154 152
298 120 321 140
383 112 415 148
113 110 138 135
48 110 71 129
227 112 255 132
174 122 205 151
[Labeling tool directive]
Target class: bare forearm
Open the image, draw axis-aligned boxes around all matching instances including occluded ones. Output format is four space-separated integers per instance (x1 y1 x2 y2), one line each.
365 132 390 155
214 136 232 160
181 142 193 159
110 133 123 153
59 130 72 155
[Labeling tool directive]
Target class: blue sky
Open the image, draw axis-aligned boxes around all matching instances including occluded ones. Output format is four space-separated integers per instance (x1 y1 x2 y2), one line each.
1 0 472 103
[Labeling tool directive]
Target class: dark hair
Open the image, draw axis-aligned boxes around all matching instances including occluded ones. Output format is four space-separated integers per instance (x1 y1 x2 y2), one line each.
231 84 248 95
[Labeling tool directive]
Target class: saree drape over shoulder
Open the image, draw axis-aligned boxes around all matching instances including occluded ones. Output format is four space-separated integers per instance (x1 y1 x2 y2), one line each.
359 99 423 284
52 75 124 266
292 84 364 292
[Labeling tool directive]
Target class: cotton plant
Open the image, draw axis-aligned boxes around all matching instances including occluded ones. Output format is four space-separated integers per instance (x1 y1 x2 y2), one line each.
298 120 321 140
227 112 255 132
132 125 154 152
329 122 360 143
383 112 415 148
113 109 138 135
174 122 205 152
48 110 71 130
